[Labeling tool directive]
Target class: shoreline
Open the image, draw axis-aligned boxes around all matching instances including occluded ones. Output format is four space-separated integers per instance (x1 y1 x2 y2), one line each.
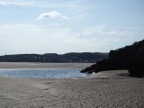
0 63 144 107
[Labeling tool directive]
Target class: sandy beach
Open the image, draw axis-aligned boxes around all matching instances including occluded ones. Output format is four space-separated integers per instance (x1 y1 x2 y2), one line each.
0 63 144 108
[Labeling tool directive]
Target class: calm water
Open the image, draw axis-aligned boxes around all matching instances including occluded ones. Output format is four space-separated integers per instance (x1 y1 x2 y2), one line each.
0 69 87 78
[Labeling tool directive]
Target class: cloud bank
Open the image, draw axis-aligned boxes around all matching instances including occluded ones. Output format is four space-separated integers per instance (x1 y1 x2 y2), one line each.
37 11 68 20
0 23 138 55
0 0 35 6
82 26 134 36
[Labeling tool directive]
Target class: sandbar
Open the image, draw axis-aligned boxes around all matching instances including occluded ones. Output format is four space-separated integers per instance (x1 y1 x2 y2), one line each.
0 62 93 69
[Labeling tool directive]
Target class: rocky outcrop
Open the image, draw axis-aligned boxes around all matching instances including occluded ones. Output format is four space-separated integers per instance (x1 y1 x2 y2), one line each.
81 39 144 77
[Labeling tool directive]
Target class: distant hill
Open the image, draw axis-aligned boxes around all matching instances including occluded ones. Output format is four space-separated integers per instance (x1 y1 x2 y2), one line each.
0 52 109 63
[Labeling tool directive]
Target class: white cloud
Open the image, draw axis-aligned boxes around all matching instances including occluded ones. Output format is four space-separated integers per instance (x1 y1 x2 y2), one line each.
0 0 89 9
82 25 104 35
0 23 139 55
82 25 134 36
0 0 36 6
0 24 95 54
37 11 69 20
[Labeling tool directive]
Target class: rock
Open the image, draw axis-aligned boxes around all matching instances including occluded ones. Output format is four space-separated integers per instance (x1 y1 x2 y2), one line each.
81 64 97 73
128 44 144 77
81 39 144 77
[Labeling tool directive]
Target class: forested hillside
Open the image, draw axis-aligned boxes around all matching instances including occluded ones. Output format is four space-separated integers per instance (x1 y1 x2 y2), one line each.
0 52 108 63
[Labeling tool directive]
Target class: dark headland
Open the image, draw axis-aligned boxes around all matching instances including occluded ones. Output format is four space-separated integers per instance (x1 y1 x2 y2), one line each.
81 39 144 77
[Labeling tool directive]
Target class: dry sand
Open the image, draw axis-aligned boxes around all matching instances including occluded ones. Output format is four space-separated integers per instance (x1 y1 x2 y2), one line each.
0 63 144 108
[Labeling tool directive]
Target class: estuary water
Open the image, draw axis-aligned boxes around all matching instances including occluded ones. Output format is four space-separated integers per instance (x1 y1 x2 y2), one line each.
0 68 87 78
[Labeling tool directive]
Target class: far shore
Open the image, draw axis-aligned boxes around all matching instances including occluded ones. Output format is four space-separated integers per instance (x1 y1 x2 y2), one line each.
0 62 93 69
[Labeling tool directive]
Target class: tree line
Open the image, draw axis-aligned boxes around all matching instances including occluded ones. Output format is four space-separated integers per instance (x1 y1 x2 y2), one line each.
0 52 109 63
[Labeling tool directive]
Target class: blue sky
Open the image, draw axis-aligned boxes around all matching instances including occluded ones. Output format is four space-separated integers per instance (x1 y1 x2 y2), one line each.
0 0 144 55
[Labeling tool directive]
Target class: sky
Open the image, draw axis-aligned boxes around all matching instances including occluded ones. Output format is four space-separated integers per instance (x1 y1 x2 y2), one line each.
0 0 144 55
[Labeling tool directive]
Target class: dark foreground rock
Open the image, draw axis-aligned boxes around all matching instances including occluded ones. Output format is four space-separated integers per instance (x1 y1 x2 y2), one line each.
81 39 144 77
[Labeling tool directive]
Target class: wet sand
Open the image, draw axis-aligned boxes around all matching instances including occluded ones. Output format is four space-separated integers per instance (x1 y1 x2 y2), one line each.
0 62 93 69
0 63 144 108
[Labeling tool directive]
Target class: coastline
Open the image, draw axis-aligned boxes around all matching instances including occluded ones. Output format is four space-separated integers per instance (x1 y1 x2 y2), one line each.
0 63 144 107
